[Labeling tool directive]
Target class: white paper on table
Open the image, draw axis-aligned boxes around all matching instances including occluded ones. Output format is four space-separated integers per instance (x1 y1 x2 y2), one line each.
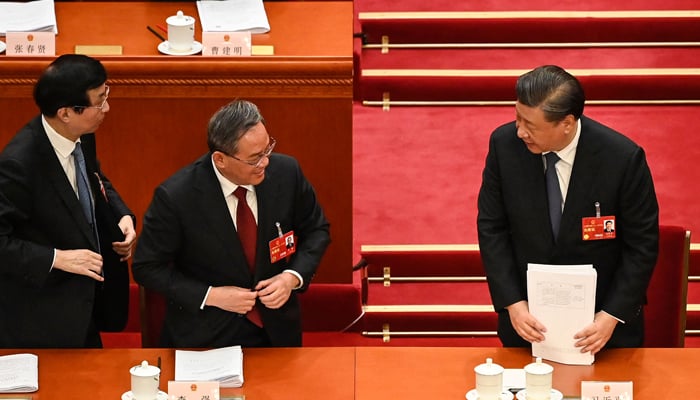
175 346 244 388
0 353 38 393
196 0 270 33
0 0 57 35
527 263 597 365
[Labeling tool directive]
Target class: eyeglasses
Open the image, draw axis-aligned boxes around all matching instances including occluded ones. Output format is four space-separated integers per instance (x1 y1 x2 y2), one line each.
72 85 110 111
229 137 276 168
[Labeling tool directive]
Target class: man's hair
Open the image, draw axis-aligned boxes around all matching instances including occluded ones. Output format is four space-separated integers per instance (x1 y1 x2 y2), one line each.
207 99 266 155
515 65 585 122
33 54 107 117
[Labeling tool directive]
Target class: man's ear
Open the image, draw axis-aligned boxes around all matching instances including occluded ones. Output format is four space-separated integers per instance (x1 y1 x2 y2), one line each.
562 114 576 135
57 107 72 123
212 151 226 168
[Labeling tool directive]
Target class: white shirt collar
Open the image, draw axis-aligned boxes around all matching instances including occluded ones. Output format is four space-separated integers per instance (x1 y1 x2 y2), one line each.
42 115 79 157
552 118 581 165
210 155 255 197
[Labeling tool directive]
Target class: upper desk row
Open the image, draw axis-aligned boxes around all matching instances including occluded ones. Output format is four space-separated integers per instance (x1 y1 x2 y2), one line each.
2 346 698 399
1 1 352 56
0 1 355 284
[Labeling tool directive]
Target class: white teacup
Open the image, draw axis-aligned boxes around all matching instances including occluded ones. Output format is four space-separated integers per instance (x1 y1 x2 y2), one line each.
524 357 553 400
166 10 195 52
130 360 160 400
474 357 504 400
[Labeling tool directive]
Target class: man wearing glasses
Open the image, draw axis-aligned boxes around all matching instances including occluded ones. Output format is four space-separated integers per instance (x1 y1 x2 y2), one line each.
133 99 330 348
0 54 136 348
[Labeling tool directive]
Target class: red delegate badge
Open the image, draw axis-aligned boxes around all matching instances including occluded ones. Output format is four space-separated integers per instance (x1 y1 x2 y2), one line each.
582 216 616 240
269 230 296 263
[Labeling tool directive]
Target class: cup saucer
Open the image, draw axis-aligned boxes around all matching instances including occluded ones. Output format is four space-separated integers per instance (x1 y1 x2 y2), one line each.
515 388 563 400
121 390 168 400
466 388 514 400
157 40 202 56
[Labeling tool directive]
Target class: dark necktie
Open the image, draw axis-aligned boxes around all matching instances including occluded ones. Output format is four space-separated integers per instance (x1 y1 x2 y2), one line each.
73 142 99 247
545 152 563 239
233 186 262 327
233 186 257 270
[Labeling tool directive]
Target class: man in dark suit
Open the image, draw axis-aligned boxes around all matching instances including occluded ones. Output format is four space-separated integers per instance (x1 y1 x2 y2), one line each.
133 99 330 348
477 65 659 355
0 54 136 348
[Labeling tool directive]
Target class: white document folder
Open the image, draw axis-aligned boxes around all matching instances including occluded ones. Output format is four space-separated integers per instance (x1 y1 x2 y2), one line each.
527 263 597 365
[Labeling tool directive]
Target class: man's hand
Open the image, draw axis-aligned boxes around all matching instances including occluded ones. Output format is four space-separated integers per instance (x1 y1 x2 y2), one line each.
111 215 136 261
206 286 257 314
255 272 300 309
54 249 104 281
506 300 547 343
573 311 618 355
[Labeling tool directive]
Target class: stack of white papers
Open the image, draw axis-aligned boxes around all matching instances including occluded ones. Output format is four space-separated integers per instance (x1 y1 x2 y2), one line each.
0 353 38 393
196 0 270 33
527 263 597 365
175 346 244 388
0 0 57 35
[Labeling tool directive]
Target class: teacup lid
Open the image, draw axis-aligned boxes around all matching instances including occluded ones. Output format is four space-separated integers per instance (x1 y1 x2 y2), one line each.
524 357 553 375
130 360 160 377
474 357 504 375
166 10 195 26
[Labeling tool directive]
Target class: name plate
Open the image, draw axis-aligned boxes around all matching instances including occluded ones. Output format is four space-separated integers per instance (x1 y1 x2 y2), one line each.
5 31 55 56
581 381 633 400
202 31 251 56
74 45 123 55
168 380 220 400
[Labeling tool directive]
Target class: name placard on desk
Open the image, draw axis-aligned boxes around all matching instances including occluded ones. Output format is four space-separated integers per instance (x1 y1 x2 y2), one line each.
202 32 252 56
168 380 220 400
5 31 54 56
581 381 633 400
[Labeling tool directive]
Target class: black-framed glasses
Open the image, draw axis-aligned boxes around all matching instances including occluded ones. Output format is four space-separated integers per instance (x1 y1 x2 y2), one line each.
229 137 276 168
72 85 110 111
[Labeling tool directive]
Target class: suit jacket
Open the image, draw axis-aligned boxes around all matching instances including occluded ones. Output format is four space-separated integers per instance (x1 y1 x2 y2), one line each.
0 115 133 348
132 153 330 348
477 115 659 347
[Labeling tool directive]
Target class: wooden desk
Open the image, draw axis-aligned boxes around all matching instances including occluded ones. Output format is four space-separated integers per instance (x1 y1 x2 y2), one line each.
1 346 699 399
354 347 700 399
0 1 353 283
0 347 356 399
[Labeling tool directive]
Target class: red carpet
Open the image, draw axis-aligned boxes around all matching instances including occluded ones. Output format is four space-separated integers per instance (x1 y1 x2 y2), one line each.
352 102 700 347
352 104 700 261
352 104 500 261
360 48 700 70
350 0 700 347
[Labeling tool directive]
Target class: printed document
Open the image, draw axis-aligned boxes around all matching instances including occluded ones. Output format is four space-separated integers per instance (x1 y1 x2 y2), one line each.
175 346 244 388
527 263 596 365
196 0 270 33
0 0 57 35
0 353 38 393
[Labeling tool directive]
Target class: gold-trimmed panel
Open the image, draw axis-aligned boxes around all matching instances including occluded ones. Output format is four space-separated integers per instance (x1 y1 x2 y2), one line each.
364 41 700 49
362 68 700 77
359 10 700 20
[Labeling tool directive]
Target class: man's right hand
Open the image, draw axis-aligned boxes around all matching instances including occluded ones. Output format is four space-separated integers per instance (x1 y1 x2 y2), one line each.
206 286 258 314
506 300 547 343
54 249 104 281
